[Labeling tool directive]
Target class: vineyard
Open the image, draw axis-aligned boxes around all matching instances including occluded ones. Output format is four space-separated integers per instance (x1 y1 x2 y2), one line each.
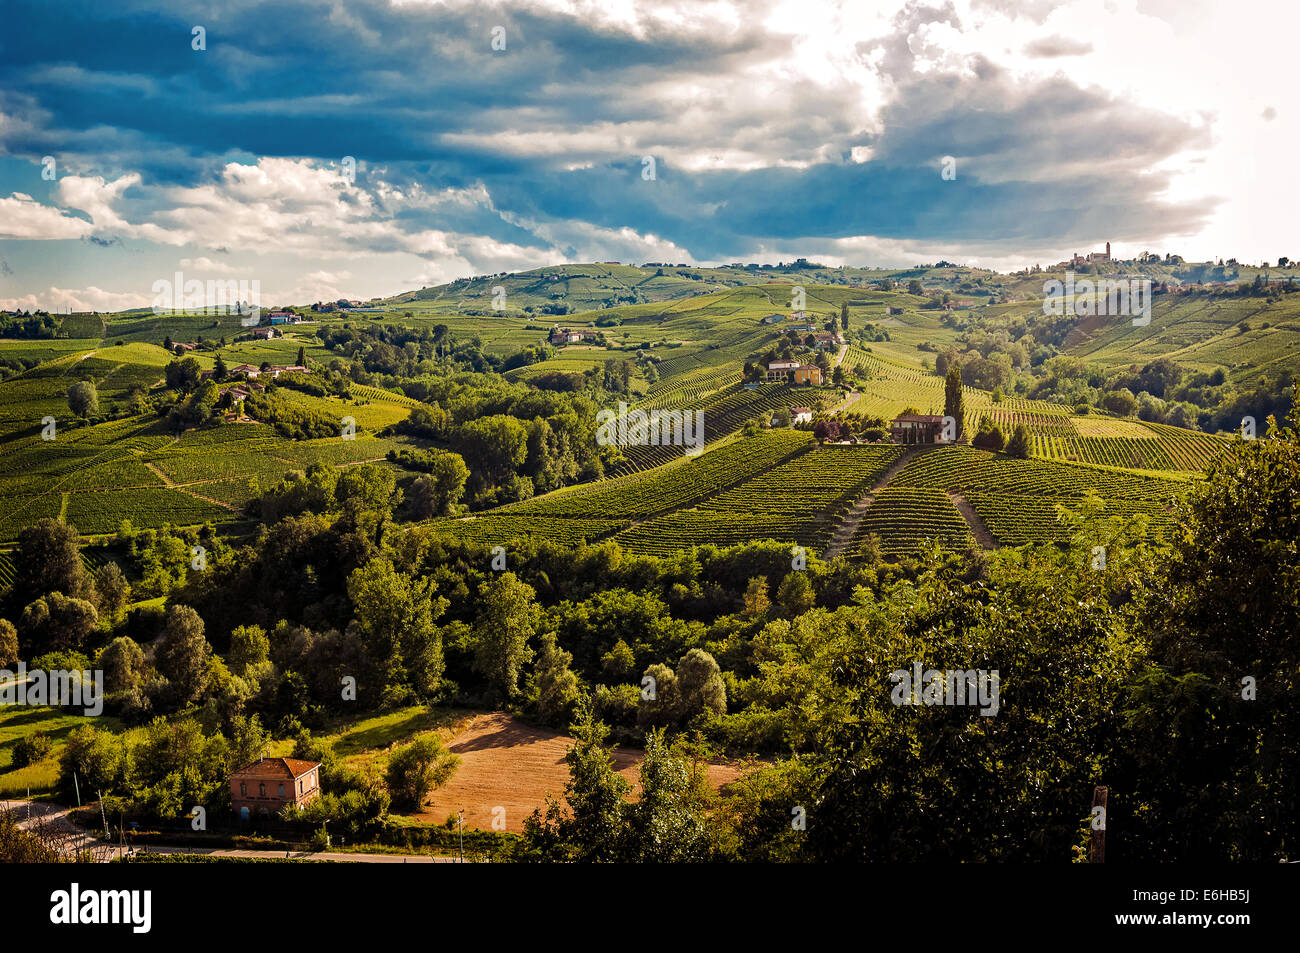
0 397 404 541
615 444 903 554
423 515 629 549
503 429 813 520
889 445 1183 500
965 492 1176 545
849 487 973 555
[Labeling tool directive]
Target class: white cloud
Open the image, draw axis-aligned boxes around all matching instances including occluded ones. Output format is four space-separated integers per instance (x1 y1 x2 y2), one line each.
0 285 151 313
0 193 88 239
179 256 237 273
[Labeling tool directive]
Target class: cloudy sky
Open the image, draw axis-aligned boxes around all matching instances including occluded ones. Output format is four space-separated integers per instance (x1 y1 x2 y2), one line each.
1 0 1295 311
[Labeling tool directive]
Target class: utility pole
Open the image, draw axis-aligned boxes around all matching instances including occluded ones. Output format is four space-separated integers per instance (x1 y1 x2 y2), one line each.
458 809 464 863
97 790 108 838
1090 784 1109 863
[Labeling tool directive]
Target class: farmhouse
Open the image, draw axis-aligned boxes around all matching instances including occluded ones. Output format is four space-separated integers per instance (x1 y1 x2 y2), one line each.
789 324 817 334
891 413 946 444
550 326 599 345
267 311 295 324
251 327 277 339
230 757 321 819
793 365 823 385
765 359 800 381
790 406 813 424
231 363 262 378
811 332 841 349
765 359 823 385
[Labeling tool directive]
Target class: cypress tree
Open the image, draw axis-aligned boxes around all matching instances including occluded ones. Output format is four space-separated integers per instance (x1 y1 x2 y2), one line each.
944 364 964 440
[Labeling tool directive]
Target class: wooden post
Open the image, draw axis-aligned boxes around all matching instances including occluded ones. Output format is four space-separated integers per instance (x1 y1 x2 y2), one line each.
1090 785 1109 863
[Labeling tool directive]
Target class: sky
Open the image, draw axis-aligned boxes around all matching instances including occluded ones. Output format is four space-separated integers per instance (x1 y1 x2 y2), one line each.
0 0 1296 312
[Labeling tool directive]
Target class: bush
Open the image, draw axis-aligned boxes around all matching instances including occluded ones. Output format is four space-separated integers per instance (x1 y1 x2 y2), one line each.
1005 423 1031 459
971 420 1005 452
385 736 460 810
12 731 53 768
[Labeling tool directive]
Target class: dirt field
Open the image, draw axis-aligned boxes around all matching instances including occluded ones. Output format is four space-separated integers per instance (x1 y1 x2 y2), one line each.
414 712 746 833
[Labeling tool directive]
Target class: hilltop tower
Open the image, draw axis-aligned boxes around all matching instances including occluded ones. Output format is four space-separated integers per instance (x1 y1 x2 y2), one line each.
1105 241 1111 260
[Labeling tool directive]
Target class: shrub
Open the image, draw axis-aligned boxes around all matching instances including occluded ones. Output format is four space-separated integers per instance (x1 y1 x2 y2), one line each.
12 731 53 768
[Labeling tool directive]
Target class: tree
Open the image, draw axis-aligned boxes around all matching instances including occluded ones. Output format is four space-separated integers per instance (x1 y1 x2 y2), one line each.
456 415 529 495
637 662 680 728
100 636 146 699
840 302 849 330
385 735 459 809
775 572 815 617
347 558 447 700
296 346 306 367
408 453 468 518
1124 387 1300 859
228 624 270 679
335 463 399 519
741 576 771 619
156 605 212 704
520 701 631 862
907 278 924 295
0 619 18 667
675 648 727 722
623 729 718 861
1005 423 1031 458
944 364 965 440
1101 388 1137 417
67 380 98 417
18 593 97 655
472 572 539 699
529 631 579 725
971 419 1005 451
12 518 89 607
164 357 201 391
92 562 130 619
212 353 228 381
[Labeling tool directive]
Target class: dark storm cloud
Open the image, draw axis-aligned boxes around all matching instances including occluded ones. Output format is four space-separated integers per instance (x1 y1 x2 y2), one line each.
1 0 1216 263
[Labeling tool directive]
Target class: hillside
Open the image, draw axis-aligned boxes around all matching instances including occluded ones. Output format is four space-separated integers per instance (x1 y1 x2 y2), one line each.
1 260 1287 563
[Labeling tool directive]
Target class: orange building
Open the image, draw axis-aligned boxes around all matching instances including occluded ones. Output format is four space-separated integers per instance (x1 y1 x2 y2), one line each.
231 758 322 819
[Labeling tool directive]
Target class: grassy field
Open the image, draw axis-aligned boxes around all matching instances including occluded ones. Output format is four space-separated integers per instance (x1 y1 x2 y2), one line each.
0 706 124 798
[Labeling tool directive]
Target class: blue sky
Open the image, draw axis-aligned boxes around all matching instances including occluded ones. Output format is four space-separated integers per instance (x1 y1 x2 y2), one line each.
1 0 1294 311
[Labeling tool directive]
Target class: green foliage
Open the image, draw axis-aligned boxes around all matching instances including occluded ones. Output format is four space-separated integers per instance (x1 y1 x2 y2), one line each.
1005 423 1031 458
67 380 98 417
384 735 460 809
12 730 53 767
472 572 540 699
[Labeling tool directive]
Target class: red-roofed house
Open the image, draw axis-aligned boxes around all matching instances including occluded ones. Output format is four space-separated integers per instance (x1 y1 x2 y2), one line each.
891 413 946 444
230 758 322 818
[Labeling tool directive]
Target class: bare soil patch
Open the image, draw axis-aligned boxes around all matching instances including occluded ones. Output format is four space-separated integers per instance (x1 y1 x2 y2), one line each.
413 712 745 832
